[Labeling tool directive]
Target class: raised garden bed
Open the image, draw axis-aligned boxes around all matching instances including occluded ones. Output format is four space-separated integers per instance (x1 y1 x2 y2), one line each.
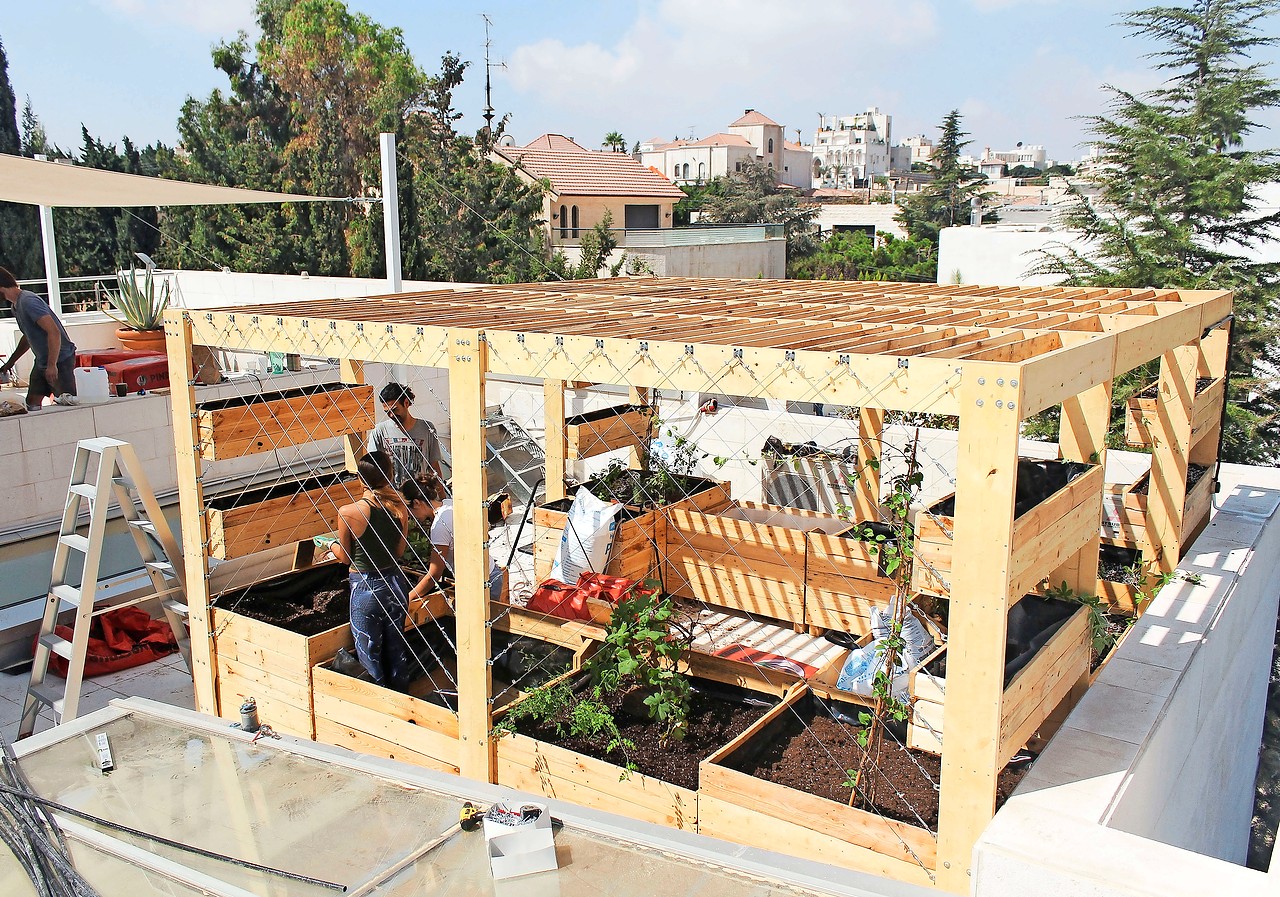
495 676 774 830
1125 376 1224 449
205 472 360 559
700 687 1027 884
564 404 653 459
1101 462 1213 554
913 459 1101 598
210 563 353 738
1096 543 1144 614
906 595 1089 757
533 475 731 583
804 521 896 634
196 382 375 461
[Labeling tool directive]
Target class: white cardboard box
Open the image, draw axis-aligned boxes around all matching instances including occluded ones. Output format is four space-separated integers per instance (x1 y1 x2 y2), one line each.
484 802 557 880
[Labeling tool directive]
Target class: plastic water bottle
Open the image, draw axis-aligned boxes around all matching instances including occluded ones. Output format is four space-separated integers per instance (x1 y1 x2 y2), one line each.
73 366 110 404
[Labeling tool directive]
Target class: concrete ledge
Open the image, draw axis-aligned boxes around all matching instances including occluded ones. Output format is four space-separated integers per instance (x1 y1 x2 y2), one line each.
975 465 1280 896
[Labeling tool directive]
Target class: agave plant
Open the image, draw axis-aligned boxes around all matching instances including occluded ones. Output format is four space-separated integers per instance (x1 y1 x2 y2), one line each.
103 265 170 331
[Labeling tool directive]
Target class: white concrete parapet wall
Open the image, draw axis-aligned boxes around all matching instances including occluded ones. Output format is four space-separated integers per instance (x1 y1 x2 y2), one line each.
974 464 1280 896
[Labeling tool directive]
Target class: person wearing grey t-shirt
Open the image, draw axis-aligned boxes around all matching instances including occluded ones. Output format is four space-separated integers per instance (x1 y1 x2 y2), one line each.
368 382 444 487
0 266 77 410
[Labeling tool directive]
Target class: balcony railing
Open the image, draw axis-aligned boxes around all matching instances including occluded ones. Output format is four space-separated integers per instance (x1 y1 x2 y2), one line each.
550 223 785 248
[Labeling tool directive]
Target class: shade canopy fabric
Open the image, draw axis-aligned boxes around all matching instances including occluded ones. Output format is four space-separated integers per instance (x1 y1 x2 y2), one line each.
0 153 349 208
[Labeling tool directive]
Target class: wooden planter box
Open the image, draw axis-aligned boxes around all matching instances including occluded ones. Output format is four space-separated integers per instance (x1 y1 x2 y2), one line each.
1124 376 1224 449
564 404 653 459
665 502 845 626
196 382 375 461
205 473 360 560
533 477 731 584
804 525 895 634
906 603 1090 758
698 686 937 887
312 660 461 776
495 730 699 830
210 565 354 740
913 462 1103 598
1101 464 1214 555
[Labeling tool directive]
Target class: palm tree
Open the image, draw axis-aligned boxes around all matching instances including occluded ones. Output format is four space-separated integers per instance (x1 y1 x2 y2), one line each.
603 131 626 153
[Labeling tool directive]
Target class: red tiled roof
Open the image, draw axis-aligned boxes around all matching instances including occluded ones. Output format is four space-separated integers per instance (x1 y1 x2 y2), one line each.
783 141 807 151
729 109 781 128
689 133 753 148
495 144 686 199
521 134 589 152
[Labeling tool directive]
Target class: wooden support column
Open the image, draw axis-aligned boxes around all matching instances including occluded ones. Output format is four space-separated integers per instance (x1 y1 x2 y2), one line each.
853 406 884 521
1148 343 1198 572
340 358 366 472
1052 379 1112 594
544 379 567 502
450 329 494 782
936 370 1020 893
628 385 653 470
164 311 217 715
1190 322 1230 467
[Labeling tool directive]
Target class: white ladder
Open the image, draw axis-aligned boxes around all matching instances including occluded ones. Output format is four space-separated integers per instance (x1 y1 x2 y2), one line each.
18 438 190 738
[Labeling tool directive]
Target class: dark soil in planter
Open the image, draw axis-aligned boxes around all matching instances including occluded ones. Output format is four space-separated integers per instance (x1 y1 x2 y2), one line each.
1135 378 1216 400
214 565 349 636
511 680 772 790
1133 463 1209 495
565 403 652 426
205 471 354 511
580 472 720 511
198 381 356 412
930 458 1092 519
923 594 1078 685
1099 544 1143 585
730 697 1028 828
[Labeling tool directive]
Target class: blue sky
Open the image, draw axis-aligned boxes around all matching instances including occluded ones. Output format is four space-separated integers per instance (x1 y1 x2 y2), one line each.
4 0 1278 165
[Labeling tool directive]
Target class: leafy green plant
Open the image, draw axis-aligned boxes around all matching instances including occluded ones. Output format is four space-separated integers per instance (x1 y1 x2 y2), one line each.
102 265 170 331
1045 580 1118 657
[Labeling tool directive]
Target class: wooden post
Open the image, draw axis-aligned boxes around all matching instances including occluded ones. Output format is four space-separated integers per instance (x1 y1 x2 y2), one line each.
340 358 366 472
1148 343 1198 572
450 329 494 782
936 370 1020 893
628 385 653 470
853 406 884 521
544 379 567 503
164 311 217 715
1190 323 1229 467
1053 379 1112 594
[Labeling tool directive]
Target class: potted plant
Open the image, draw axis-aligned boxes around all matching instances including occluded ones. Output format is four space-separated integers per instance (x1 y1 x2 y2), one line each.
104 265 170 352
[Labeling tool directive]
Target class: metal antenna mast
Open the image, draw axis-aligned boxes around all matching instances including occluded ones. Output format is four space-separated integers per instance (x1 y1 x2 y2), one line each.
481 14 506 136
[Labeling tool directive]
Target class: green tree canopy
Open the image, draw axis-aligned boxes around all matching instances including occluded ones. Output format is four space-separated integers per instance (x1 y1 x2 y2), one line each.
0 38 40 280
897 110 994 243
789 231 938 283
1036 0 1280 462
700 158 817 257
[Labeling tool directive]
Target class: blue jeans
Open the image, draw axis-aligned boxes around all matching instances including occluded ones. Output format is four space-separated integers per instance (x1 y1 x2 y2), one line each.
349 569 413 690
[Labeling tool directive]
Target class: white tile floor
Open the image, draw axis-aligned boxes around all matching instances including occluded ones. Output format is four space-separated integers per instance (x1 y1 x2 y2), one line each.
0 651 193 743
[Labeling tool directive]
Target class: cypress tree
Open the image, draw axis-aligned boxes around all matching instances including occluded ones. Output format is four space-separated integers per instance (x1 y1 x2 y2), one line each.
0 38 40 279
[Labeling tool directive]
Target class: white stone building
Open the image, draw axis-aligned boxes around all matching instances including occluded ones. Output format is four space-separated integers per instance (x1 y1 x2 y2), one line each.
639 109 813 189
807 107 893 188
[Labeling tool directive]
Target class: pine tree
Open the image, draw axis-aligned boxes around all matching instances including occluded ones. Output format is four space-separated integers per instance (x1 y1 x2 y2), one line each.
1038 0 1280 463
897 110 993 244
0 38 40 279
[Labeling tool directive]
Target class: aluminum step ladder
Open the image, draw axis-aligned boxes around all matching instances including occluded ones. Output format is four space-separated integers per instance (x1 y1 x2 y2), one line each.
433 412 546 507
18 438 189 739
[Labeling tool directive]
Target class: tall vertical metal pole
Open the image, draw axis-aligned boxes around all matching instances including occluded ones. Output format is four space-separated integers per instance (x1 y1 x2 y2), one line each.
34 155 62 314
380 133 402 294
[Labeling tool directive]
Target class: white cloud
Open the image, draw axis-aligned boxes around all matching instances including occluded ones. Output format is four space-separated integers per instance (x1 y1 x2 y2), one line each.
505 0 936 137
93 0 256 36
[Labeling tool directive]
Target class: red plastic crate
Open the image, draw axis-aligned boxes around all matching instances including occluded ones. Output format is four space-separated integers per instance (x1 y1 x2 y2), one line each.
75 348 163 368
103 356 170 393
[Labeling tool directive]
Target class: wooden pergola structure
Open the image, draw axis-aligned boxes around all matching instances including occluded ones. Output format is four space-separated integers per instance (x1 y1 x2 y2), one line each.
165 277 1231 892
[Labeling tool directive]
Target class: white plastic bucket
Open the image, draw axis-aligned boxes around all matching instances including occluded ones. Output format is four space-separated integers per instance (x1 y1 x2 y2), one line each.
74 366 110 404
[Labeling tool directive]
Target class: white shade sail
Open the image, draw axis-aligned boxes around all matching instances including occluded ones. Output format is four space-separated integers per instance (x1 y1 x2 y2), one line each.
0 153 349 207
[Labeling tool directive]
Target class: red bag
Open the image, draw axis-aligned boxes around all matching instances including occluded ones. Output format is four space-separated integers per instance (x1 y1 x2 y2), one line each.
38 607 178 679
525 579 591 622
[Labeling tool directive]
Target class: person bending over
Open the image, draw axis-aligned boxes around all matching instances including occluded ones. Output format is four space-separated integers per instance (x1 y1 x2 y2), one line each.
400 474 444 571
409 489 505 606
0 266 77 410
333 450 414 690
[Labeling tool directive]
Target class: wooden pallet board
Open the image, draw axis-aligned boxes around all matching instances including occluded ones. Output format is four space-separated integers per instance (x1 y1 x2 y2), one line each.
206 476 361 560
805 528 895 634
196 382 375 461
